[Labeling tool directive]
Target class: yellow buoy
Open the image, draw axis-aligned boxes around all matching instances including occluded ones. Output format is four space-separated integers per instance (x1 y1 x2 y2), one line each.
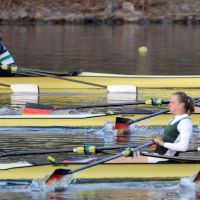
138 46 148 55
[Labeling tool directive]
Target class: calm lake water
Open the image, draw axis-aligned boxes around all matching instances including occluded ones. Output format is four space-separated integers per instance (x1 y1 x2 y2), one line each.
1 23 200 75
0 23 200 199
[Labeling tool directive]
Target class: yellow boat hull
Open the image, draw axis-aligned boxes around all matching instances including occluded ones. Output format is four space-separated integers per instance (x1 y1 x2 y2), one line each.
0 162 199 181
1 72 200 94
0 113 199 127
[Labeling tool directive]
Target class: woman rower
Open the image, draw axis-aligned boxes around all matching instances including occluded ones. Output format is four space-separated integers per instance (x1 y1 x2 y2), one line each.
108 92 194 163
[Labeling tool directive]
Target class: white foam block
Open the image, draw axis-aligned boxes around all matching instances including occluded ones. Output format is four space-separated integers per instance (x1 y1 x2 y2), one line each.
11 93 39 109
107 85 137 93
11 84 39 94
107 92 137 103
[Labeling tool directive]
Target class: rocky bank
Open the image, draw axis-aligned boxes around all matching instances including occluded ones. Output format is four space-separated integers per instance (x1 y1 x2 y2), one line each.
0 0 200 24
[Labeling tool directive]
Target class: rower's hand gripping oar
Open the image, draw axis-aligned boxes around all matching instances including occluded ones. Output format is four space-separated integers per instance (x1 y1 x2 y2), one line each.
45 141 153 184
18 68 136 93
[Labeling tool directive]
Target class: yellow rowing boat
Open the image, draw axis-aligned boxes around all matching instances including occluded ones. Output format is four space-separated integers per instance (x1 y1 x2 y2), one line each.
1 72 200 94
0 158 199 182
0 113 199 128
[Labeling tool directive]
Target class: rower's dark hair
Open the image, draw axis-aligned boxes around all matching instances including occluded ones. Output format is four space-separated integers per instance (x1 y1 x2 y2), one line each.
173 92 194 115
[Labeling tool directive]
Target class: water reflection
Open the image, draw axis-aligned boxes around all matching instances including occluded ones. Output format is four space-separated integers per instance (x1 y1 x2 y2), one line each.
1 181 198 200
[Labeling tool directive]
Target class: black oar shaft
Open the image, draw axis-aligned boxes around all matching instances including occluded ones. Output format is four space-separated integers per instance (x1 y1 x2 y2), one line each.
56 101 146 110
18 69 107 88
0 148 74 157
129 109 169 124
19 67 80 76
0 83 10 87
25 98 170 111
97 144 136 151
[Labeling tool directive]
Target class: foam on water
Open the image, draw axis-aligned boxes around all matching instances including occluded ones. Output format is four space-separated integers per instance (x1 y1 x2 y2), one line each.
29 174 74 192
0 107 20 115
180 177 196 189
179 177 197 200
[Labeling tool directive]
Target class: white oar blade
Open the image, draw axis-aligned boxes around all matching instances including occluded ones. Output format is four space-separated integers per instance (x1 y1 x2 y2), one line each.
11 84 39 94
107 85 137 93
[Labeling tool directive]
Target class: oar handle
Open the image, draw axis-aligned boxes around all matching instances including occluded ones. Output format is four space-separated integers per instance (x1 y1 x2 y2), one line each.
128 109 169 124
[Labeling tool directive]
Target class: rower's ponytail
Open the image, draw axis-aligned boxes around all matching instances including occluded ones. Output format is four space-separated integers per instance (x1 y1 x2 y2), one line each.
173 92 195 115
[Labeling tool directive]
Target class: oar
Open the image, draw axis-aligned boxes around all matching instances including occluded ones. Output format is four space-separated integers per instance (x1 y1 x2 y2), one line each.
45 141 153 184
22 98 169 114
0 82 39 93
193 171 200 183
115 109 169 132
5 140 198 158
17 67 81 77
18 68 136 93
0 144 137 157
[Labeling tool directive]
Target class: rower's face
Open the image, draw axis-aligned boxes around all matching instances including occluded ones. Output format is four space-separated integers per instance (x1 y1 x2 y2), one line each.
169 95 185 115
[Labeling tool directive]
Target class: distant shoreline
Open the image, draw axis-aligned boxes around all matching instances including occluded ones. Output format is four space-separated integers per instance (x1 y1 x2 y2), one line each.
0 16 199 26
1 1 200 25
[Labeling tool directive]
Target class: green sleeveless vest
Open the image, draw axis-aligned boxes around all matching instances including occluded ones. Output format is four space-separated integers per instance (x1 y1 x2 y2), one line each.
155 117 188 155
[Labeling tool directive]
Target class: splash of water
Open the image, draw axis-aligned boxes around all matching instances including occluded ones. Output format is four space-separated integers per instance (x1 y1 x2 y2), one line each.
0 107 20 115
29 174 74 192
179 177 196 199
